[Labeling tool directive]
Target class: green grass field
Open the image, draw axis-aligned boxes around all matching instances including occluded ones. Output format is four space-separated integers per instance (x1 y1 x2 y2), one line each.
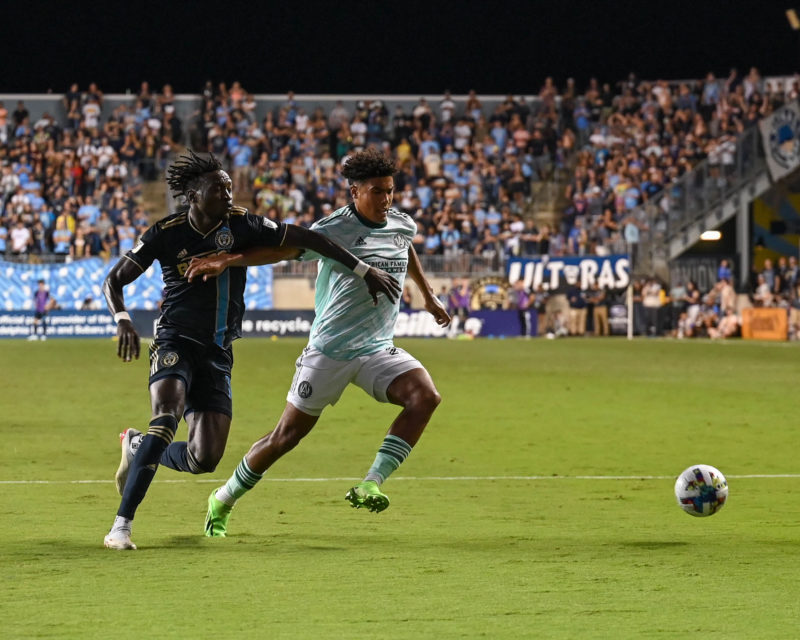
1 337 799 639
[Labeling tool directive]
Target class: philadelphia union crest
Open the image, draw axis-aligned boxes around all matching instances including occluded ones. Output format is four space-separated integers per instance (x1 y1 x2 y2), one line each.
215 227 234 250
160 352 179 367
768 105 800 170
393 233 408 249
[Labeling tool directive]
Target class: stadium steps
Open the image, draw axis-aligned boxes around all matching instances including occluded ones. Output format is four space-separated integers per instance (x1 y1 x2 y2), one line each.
141 178 168 223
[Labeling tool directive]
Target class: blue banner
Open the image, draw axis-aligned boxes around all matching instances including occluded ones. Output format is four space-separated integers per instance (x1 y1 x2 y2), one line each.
507 255 630 292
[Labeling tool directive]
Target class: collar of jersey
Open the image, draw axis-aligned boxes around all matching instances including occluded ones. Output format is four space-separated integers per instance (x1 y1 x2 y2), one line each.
188 212 225 238
349 203 387 229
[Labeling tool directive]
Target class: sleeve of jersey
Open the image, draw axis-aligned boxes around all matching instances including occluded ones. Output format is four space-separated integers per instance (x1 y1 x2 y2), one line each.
123 224 160 272
297 218 343 262
244 213 287 247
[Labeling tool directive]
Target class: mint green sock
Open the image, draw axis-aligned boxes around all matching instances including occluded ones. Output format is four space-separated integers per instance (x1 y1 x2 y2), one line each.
364 434 412 485
216 457 263 506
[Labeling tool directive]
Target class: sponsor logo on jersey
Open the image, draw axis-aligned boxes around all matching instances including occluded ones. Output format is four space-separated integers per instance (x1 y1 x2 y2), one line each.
364 258 407 274
215 227 234 250
132 240 144 254
262 217 278 229
298 380 312 398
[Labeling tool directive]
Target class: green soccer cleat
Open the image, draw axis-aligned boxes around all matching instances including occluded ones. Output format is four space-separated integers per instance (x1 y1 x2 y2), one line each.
345 480 390 513
204 489 233 537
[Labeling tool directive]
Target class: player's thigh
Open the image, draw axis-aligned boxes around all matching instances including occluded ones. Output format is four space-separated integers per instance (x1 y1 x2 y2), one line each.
185 344 234 418
149 377 187 416
148 338 195 415
286 346 359 416
185 410 232 458
353 346 427 403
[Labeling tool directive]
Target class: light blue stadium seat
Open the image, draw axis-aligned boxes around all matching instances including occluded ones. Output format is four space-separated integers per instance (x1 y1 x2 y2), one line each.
0 259 273 310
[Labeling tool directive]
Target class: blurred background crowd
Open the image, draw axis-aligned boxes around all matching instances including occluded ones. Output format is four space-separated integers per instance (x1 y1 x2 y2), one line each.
2 70 799 339
3 68 794 262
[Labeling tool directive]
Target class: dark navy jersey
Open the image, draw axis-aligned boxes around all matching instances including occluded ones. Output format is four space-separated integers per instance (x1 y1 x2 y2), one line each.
124 206 287 347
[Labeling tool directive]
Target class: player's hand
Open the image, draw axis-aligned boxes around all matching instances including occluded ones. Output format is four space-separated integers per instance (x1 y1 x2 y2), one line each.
425 295 451 326
364 267 402 305
185 255 232 282
116 319 140 362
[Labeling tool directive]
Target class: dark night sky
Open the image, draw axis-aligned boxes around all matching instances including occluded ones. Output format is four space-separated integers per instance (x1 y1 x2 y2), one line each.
5 1 800 95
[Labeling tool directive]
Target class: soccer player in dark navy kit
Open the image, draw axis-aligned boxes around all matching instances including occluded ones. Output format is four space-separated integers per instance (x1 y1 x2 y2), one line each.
102 151 400 550
29 279 51 340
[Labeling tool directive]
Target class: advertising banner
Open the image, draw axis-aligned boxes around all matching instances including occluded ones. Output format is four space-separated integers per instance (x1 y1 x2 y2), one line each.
0 310 126 338
0 310 310 339
507 255 630 292
741 308 788 341
2 309 539 340
466 310 537 338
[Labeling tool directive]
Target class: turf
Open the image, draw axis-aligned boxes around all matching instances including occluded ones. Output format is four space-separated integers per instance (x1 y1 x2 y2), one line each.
1 337 799 639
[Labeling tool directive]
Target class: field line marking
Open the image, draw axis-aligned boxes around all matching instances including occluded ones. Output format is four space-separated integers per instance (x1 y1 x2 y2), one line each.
1 474 800 485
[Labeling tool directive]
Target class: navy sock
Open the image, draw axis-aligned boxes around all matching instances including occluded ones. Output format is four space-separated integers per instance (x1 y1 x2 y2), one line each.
118 414 178 519
161 442 189 472
160 441 207 474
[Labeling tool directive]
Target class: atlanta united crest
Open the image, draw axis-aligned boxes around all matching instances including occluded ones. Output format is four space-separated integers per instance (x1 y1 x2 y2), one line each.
768 106 800 169
215 228 234 250
298 381 312 398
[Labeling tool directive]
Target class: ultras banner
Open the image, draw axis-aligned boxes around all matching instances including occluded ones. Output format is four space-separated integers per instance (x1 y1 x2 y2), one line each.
506 255 630 292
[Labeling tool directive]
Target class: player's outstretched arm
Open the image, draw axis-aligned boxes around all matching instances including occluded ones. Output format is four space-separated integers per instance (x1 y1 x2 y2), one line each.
103 258 142 362
407 245 451 326
185 246 302 282
282 225 401 305
186 225 401 305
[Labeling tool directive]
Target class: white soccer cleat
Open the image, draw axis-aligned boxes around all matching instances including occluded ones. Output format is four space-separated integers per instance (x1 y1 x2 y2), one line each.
115 428 143 496
103 531 137 550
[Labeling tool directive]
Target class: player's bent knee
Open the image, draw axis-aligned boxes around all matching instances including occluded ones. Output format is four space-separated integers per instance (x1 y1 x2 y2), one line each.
187 447 221 474
407 386 442 413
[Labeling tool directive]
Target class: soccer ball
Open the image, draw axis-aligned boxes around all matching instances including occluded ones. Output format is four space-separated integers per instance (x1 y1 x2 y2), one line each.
674 464 728 517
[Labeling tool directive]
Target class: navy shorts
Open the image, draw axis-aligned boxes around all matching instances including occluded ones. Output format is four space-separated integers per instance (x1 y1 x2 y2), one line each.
148 336 233 417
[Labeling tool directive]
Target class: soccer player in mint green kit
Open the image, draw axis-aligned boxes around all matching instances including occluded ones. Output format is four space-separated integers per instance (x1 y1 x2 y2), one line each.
185 148 451 536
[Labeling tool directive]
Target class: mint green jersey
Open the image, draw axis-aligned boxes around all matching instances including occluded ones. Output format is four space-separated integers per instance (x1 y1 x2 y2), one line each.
301 203 415 360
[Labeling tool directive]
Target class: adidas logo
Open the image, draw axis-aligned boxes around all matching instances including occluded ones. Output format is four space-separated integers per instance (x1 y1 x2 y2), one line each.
177 248 188 259
354 236 367 247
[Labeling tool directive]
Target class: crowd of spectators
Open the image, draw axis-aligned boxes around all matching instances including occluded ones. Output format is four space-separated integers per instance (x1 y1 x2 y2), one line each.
0 82 174 259
0 70 797 275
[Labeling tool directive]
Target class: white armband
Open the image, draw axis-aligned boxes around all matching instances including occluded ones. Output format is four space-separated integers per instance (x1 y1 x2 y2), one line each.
353 260 370 278
114 311 131 324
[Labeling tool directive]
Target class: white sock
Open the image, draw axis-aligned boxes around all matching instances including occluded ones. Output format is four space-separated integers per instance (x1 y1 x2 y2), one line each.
110 515 133 534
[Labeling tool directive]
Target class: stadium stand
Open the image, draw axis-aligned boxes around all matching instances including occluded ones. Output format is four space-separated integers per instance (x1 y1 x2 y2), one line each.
1 72 797 336
0 258 274 311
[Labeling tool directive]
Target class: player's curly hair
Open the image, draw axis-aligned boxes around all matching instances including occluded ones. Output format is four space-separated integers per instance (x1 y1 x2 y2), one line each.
165 150 223 197
341 148 396 184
